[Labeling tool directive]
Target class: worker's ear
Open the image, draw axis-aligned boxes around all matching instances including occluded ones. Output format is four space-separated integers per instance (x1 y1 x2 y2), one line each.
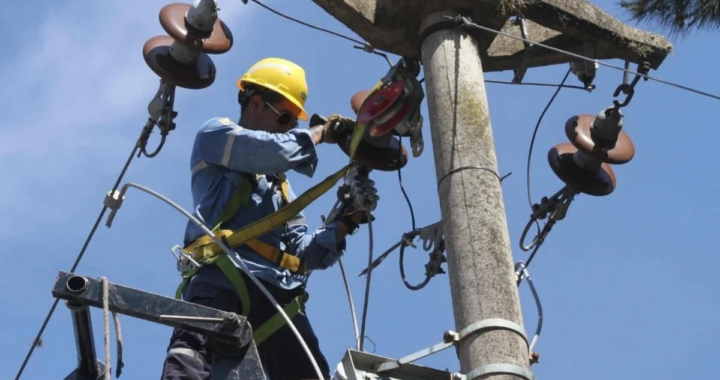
247 94 265 116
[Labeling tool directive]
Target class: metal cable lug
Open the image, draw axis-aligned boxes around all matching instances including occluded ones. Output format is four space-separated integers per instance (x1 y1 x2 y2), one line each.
103 190 125 228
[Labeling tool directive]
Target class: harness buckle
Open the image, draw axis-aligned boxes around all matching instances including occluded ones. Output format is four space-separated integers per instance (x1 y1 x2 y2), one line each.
171 244 201 273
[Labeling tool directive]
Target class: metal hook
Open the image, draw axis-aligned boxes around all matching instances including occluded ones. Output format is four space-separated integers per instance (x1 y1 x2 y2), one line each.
612 61 650 110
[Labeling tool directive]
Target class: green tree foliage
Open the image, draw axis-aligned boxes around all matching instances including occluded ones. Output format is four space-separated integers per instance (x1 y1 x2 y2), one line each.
620 0 720 35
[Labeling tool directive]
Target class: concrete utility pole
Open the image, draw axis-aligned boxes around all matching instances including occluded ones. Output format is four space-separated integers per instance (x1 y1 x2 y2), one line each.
310 1 671 379
419 9 529 378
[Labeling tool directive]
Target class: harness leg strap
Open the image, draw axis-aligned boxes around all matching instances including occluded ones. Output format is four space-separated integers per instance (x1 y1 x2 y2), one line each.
253 294 305 346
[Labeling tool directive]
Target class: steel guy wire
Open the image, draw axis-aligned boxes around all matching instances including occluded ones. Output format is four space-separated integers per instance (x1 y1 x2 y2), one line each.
14 143 141 380
452 16 720 102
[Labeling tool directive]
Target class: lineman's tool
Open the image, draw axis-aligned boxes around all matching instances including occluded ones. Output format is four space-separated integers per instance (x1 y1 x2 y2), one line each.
330 57 426 171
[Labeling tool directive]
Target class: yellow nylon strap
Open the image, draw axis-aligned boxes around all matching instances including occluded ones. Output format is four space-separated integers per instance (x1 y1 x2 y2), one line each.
276 172 291 204
244 238 305 274
184 229 305 274
348 80 385 162
215 254 252 317
253 293 307 346
193 164 351 256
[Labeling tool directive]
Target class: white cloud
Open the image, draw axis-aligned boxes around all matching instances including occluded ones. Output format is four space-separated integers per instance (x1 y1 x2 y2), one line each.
0 0 255 236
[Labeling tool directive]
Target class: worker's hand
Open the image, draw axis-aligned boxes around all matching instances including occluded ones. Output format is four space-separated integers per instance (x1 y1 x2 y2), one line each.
346 172 379 224
321 114 355 145
348 210 376 224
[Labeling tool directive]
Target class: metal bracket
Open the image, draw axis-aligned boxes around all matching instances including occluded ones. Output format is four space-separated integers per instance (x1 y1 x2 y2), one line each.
52 271 266 380
451 318 529 349
417 221 443 254
341 349 458 380
512 16 533 84
375 318 528 374
409 120 424 158
466 363 535 380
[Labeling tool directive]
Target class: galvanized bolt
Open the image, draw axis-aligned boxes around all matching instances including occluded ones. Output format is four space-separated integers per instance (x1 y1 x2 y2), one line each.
530 351 540 364
443 330 459 343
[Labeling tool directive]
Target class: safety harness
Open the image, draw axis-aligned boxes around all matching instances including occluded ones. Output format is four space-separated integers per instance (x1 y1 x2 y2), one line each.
174 79 384 347
174 169 345 345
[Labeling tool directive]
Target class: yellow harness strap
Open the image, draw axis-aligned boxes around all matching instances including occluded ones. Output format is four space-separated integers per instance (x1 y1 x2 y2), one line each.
181 163 352 260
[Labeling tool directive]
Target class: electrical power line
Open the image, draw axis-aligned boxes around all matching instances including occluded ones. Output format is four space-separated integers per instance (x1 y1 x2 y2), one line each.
526 68 572 210
251 0 720 101
14 145 140 380
251 0 369 48
452 16 720 102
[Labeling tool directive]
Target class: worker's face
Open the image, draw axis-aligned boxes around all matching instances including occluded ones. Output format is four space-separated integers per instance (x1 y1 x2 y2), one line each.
244 94 299 133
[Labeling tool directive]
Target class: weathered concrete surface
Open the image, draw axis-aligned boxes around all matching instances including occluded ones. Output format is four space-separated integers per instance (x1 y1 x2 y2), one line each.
421 9 531 379
310 0 672 71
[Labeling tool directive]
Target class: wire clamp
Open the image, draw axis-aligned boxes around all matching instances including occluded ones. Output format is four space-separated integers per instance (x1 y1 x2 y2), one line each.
417 221 444 253
466 363 535 380
520 186 576 251
104 190 125 228
458 318 529 349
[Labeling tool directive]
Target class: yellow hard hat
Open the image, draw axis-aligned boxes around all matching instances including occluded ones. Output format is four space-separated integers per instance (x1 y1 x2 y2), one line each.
237 57 309 121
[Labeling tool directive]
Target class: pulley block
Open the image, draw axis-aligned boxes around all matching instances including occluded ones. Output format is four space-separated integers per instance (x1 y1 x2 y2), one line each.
143 1 233 89
352 79 424 138
336 123 409 172
547 107 633 196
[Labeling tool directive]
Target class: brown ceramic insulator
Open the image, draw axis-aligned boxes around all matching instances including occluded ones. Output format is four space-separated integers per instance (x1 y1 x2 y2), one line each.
351 90 371 114
565 114 635 165
548 142 616 196
336 128 408 171
159 3 233 54
143 35 216 89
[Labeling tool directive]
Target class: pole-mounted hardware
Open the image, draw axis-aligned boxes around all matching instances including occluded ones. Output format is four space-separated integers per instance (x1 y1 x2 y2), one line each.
133 0 235 159
521 62 649 258
520 186 577 252
612 61 651 111
143 0 233 90
569 43 599 92
398 221 447 291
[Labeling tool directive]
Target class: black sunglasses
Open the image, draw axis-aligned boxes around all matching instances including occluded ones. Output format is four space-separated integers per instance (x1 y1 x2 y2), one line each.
265 102 298 128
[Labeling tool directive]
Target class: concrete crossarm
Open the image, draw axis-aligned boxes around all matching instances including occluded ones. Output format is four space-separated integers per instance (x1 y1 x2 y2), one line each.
309 0 672 71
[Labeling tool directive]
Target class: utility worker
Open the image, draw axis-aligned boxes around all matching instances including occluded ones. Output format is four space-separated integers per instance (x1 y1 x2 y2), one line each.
160 57 372 380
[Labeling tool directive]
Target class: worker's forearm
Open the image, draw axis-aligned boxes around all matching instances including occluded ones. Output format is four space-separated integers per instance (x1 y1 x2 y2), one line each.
196 117 319 176
309 124 324 145
335 220 351 242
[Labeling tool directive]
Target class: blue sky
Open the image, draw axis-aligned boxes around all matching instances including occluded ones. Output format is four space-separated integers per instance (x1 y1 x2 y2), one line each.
2 0 718 379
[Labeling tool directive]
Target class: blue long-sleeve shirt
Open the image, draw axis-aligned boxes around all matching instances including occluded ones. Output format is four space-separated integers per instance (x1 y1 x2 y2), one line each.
183 117 346 290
